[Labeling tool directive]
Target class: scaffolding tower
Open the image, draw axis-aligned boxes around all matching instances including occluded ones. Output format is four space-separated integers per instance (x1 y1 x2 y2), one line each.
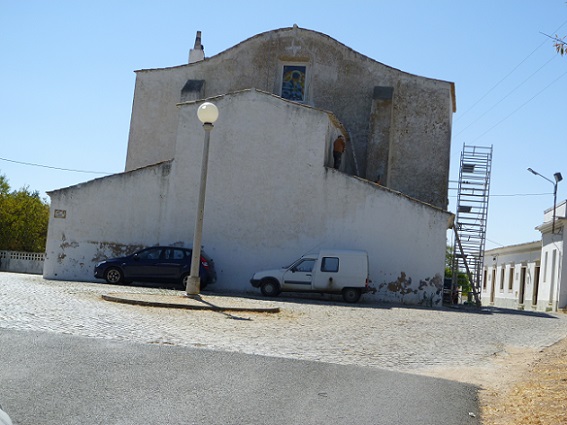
449 144 493 305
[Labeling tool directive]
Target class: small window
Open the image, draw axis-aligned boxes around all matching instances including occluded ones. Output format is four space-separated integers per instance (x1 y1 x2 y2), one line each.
281 65 306 101
138 248 162 260
295 259 315 273
321 257 339 273
171 249 185 260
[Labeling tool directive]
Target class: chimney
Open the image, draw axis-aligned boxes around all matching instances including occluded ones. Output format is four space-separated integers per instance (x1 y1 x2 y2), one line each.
189 31 205 64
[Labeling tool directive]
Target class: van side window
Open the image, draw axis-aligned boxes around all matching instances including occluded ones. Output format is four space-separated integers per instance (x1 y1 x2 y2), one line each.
295 259 315 272
321 257 339 273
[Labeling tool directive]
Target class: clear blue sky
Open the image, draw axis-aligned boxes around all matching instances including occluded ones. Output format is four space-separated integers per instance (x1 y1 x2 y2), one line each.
1 1 566 250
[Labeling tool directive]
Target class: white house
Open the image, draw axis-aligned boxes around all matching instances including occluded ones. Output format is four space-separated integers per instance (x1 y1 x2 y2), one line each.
44 26 456 306
482 200 567 311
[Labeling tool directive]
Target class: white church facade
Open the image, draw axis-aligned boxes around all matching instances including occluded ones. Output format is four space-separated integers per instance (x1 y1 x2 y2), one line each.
44 26 456 306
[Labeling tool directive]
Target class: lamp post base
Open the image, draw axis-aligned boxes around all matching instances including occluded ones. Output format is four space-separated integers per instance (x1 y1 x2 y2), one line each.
185 275 201 296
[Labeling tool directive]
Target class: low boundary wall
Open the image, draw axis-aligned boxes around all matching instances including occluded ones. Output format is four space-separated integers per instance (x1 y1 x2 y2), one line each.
0 251 45 275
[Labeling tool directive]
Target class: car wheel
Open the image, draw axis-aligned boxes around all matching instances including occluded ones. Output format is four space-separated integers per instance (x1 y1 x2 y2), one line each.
104 267 124 285
342 287 361 303
260 279 280 297
177 273 190 290
178 274 208 291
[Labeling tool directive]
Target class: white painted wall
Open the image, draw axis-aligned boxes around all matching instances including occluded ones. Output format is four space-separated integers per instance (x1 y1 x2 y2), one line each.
482 242 542 310
45 90 451 306
482 203 567 312
44 162 175 281
0 251 44 274
540 234 565 310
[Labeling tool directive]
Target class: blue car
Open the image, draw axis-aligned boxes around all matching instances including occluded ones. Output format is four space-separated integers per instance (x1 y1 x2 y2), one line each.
94 246 217 289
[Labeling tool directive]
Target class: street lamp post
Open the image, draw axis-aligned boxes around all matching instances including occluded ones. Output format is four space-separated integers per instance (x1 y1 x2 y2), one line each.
186 102 219 296
527 168 563 234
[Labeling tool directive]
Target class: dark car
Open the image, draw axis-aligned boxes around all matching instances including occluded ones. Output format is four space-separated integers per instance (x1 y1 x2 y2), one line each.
94 246 217 289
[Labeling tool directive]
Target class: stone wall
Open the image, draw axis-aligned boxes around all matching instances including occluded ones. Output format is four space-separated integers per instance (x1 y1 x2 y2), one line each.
125 26 454 209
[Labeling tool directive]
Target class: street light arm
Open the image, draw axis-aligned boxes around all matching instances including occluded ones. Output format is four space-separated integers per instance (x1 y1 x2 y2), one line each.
528 167 562 234
527 168 555 186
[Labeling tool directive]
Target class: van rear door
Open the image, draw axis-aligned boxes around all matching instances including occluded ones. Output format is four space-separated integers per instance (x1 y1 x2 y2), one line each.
311 255 341 289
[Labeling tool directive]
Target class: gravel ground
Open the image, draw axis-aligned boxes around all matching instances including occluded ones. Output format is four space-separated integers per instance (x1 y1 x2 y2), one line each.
1 273 566 374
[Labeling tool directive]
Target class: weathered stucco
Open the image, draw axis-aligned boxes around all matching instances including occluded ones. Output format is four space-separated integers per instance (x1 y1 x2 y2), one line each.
126 26 454 209
44 162 174 280
46 90 451 306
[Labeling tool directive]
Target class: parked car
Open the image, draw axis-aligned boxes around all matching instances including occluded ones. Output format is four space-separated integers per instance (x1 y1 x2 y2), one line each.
94 246 216 289
250 249 375 303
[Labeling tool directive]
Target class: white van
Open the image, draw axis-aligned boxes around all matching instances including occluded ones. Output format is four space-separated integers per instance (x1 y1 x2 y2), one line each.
250 249 375 303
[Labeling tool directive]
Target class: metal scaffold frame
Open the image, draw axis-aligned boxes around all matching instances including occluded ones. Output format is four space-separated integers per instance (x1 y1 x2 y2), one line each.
449 144 493 306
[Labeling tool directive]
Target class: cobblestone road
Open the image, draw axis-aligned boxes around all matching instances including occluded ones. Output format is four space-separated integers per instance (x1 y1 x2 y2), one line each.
2 273 567 375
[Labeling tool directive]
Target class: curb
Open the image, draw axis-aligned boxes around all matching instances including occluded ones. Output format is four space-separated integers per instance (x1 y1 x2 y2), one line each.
101 293 280 313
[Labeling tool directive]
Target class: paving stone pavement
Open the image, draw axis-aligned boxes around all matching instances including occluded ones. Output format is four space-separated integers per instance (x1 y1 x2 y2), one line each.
2 273 567 374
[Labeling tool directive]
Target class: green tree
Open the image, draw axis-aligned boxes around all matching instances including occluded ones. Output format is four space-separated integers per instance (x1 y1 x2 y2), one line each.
444 245 472 296
0 173 50 252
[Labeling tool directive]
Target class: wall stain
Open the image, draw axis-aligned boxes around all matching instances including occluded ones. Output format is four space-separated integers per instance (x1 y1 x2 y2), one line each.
91 242 145 263
416 274 443 307
58 232 79 264
384 272 416 296
378 272 443 306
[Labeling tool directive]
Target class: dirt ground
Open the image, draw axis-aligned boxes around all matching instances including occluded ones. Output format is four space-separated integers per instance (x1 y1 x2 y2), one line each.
424 336 567 424
480 335 567 425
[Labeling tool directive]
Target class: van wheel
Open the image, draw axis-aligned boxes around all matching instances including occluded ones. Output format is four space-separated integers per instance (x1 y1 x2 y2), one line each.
342 288 361 303
260 279 280 297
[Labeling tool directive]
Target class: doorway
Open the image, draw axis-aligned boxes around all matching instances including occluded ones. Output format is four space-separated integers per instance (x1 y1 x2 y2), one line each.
532 265 540 307
519 266 527 306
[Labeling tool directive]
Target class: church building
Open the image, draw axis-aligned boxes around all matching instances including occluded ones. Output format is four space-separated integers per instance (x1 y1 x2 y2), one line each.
44 26 456 306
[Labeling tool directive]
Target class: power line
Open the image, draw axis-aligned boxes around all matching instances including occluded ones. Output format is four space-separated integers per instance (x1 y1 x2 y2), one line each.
465 68 567 144
0 156 113 175
455 54 558 137
456 41 550 122
485 238 506 248
456 19 567 122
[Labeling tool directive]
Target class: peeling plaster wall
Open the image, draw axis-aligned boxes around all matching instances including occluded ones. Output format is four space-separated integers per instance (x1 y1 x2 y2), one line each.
125 26 454 209
47 90 450 306
44 162 174 281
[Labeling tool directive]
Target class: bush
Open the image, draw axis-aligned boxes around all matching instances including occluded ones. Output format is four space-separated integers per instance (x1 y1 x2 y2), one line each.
0 174 49 252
